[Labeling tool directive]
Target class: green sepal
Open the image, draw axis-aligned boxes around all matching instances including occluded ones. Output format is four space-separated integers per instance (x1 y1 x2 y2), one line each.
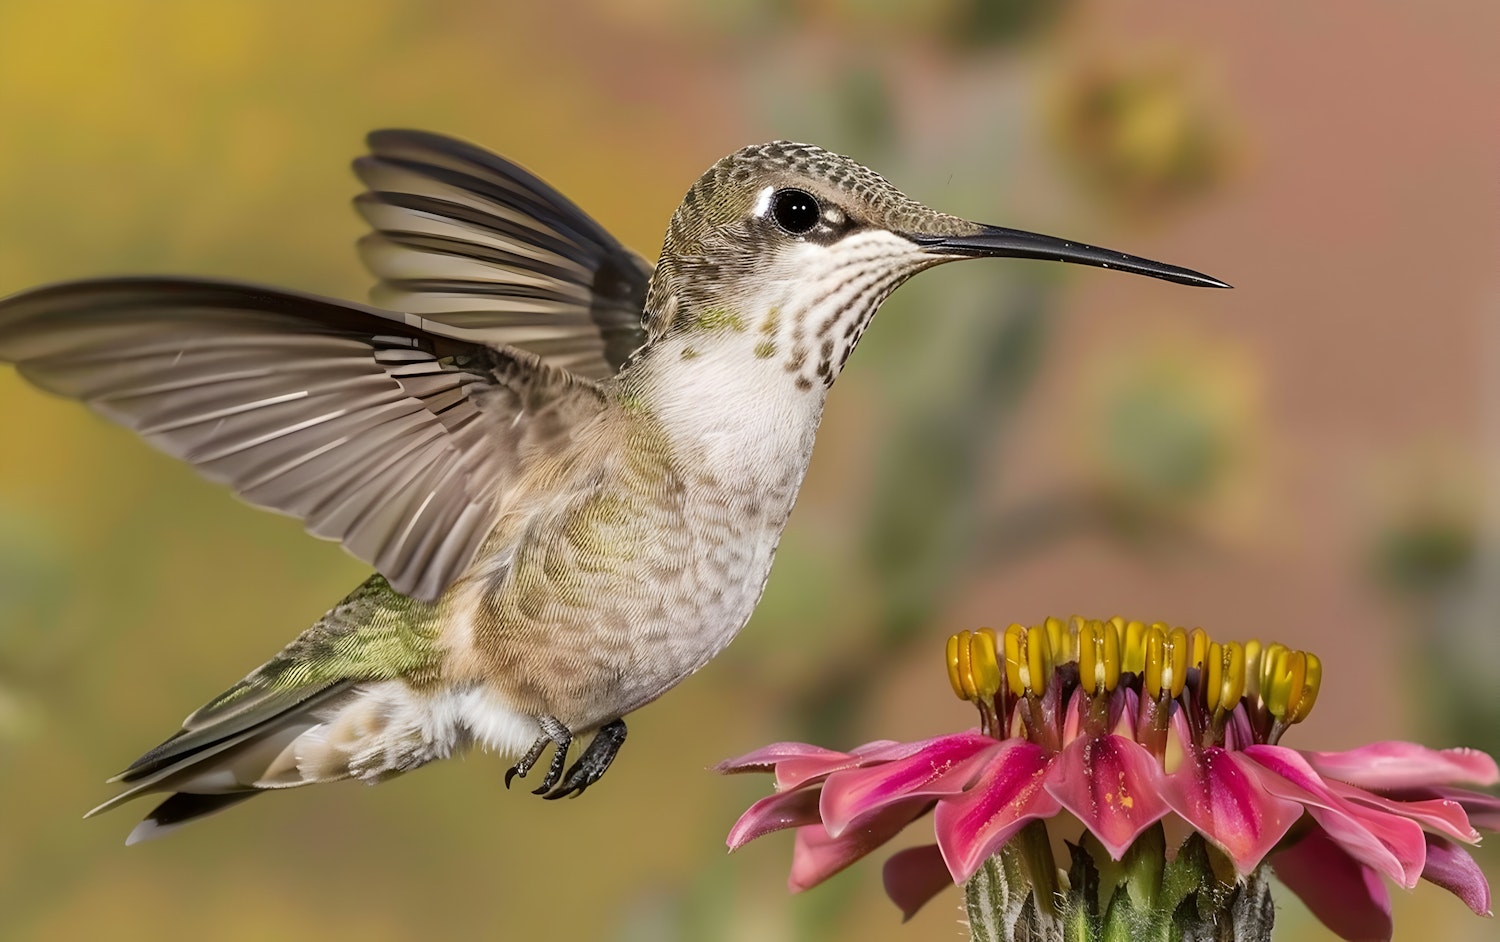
967 827 1275 942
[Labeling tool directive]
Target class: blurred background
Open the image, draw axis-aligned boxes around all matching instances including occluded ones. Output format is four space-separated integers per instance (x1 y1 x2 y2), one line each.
0 1 1496 939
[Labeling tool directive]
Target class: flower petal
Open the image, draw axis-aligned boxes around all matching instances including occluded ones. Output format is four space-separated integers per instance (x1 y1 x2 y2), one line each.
882 844 954 921
726 787 824 850
1304 743 1499 790
1426 786 1500 833
1272 828 1394 942
777 739 935 791
1245 745 1426 888
1326 779 1479 844
788 799 929 892
1420 834 1493 917
819 733 994 837
716 742 852 776
1046 734 1170 859
933 739 1063 882
1160 745 1304 874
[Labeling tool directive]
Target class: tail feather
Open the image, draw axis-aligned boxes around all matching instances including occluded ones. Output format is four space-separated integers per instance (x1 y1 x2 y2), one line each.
87 682 360 838
126 793 260 845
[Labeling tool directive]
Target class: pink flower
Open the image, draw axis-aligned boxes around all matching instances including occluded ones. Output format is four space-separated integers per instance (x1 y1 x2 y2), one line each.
719 618 1498 941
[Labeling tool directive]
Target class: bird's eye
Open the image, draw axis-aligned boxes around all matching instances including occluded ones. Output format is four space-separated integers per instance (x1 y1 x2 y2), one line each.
771 189 821 235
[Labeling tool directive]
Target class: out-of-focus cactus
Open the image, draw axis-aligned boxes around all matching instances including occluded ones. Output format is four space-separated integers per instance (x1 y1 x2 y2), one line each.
1366 448 1479 596
1362 447 1495 755
1047 52 1243 221
939 0 1073 52
1069 331 1262 539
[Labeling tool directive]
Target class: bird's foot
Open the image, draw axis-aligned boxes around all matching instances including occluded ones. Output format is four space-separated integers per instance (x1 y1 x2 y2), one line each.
540 718 627 800
505 715 571 792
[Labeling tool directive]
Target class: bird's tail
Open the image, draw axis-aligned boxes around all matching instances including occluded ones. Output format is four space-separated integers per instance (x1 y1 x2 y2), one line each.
86 682 362 845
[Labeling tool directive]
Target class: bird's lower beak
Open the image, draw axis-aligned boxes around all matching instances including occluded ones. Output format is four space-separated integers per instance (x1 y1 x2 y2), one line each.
907 224 1231 289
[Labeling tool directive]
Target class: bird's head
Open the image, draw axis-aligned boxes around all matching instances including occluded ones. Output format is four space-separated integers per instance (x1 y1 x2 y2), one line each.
643 141 1226 392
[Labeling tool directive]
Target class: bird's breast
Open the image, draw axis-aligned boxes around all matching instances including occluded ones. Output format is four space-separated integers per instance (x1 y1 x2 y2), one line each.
454 400 816 728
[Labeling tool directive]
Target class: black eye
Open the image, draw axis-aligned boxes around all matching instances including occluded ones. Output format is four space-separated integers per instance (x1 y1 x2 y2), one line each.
771 188 820 234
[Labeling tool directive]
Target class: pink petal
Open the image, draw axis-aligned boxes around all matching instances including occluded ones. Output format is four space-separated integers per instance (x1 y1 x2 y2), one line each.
1223 707 1255 751
1061 687 1086 745
775 739 932 791
933 739 1063 882
1304 743 1499 790
853 739 934 761
1272 828 1394 942
882 844 954 921
716 742 851 776
726 787 823 850
1046 734 1171 859
1160 746 1304 874
1428 786 1500 833
788 799 929 892
1325 779 1479 844
1109 687 1141 740
1421 834 1493 917
819 733 994 837
1246 745 1426 888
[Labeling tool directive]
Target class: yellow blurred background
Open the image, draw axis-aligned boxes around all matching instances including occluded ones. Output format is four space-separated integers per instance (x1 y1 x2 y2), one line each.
1 1 1496 939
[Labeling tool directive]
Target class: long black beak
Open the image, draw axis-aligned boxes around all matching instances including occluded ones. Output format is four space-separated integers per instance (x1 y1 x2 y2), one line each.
908 224 1230 289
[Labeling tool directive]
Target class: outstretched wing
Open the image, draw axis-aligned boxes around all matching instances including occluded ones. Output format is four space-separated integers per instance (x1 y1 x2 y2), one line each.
354 129 653 380
0 277 610 601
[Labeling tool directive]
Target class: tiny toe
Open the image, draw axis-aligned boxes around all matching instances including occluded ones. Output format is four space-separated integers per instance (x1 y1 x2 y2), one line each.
530 742 570 795
540 719 627 800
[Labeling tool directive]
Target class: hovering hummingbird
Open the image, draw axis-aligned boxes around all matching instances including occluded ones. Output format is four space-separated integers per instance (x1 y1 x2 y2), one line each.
0 131 1227 843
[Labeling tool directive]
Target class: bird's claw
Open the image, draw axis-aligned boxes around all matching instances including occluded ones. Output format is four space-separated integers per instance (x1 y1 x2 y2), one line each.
541 718 627 800
504 716 627 799
505 715 570 790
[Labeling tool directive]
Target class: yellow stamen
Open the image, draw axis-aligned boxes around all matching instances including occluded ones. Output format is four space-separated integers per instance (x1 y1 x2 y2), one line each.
957 629 976 699
1101 621 1121 692
1242 639 1263 701
1004 623 1027 695
1027 625 1052 696
1078 620 1101 695
1187 627 1210 673
1290 652 1321 723
1263 648 1321 725
1144 626 1167 699
972 628 1002 701
1141 624 1191 701
1216 641 1246 713
1121 619 1148 675
947 631 966 700
945 618 1322 731
1165 627 1190 699
1046 616 1070 665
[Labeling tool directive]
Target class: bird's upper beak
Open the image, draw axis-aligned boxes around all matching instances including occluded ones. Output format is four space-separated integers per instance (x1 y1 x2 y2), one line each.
906 223 1231 289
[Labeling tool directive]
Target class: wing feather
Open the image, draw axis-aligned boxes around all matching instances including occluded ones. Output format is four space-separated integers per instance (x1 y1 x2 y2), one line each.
354 129 653 379
0 277 609 601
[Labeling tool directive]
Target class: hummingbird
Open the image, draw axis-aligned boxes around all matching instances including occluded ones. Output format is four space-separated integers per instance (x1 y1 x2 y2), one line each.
0 131 1227 843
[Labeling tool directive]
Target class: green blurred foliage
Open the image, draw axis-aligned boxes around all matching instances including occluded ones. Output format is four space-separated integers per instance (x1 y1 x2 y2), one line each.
1367 450 1479 595
1071 332 1262 542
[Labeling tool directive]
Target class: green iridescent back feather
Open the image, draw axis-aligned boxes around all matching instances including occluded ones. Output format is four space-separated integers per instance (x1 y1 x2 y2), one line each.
118 575 440 781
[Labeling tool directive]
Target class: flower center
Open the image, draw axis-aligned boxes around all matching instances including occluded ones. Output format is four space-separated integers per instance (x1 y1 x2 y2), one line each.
946 617 1321 749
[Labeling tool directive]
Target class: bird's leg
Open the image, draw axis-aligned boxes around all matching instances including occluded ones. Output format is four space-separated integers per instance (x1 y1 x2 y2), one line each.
505 715 571 792
541 718 627 800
